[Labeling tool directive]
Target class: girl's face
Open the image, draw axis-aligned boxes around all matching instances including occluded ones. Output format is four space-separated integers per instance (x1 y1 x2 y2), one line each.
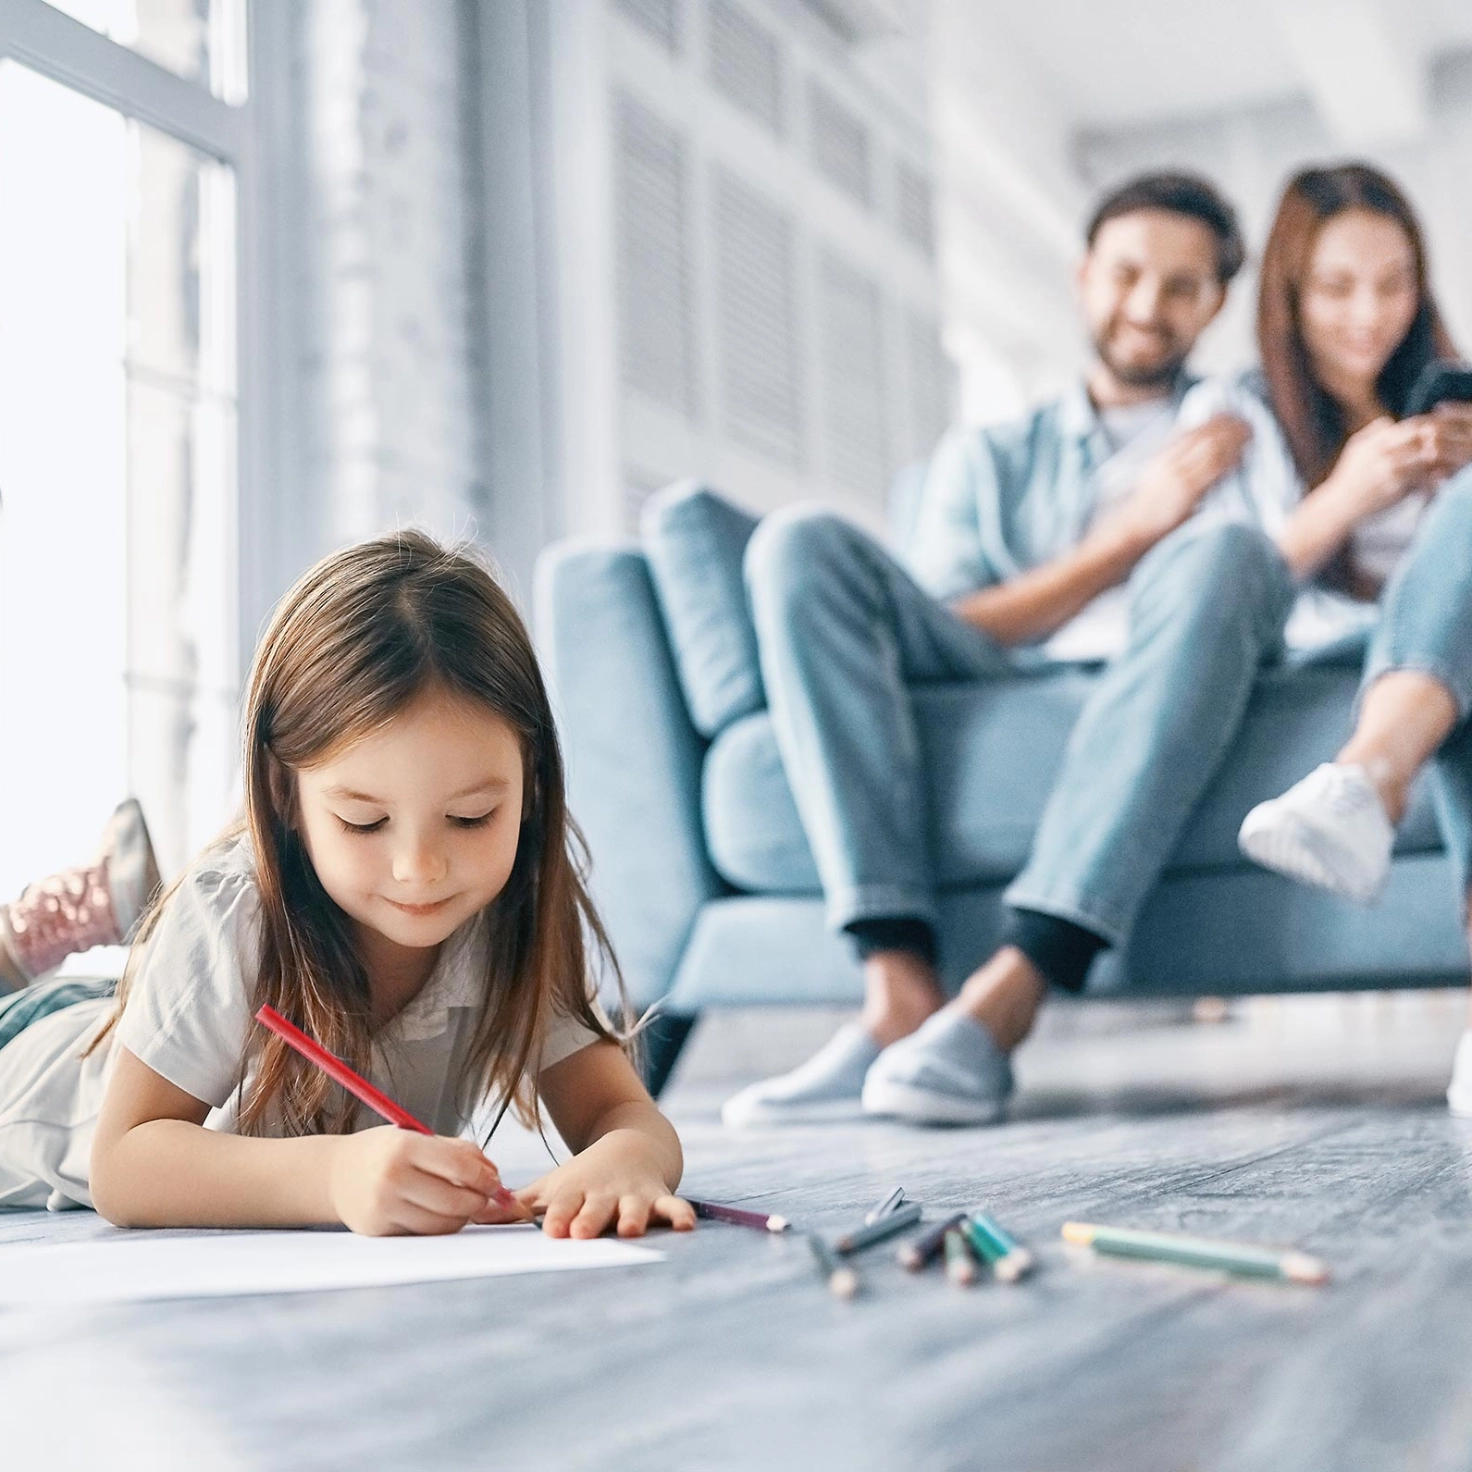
294 686 526 965
1300 208 1419 397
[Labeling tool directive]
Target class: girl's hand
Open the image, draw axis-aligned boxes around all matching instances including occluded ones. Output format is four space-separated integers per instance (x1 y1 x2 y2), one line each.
329 1126 524 1236
1328 415 1440 517
514 1130 697 1239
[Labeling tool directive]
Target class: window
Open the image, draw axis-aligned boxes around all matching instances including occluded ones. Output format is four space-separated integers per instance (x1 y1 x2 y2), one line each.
0 0 250 893
615 90 698 421
44 0 247 100
713 166 804 469
613 0 681 55
708 0 782 137
809 80 870 209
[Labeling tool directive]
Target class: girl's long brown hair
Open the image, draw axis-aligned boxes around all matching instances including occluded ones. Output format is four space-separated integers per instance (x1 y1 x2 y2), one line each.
1258 162 1456 491
103 531 624 1136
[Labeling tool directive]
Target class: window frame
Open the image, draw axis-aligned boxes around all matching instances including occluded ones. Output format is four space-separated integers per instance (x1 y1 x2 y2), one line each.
0 0 280 727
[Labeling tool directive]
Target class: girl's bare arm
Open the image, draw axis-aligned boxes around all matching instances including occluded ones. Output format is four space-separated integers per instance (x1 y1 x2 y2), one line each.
91 1047 508 1234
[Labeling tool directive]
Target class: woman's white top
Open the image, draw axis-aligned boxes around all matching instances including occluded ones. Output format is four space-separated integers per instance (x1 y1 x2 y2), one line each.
0 834 602 1211
1043 375 1379 662
1353 492 1430 585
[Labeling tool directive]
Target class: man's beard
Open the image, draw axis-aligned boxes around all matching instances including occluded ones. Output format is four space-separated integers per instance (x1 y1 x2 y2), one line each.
1093 322 1190 390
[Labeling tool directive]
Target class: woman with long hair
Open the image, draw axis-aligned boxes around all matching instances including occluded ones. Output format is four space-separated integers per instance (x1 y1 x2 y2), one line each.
1237 164 1472 1108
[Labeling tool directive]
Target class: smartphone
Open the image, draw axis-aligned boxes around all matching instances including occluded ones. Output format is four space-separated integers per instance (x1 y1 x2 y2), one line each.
1405 361 1472 417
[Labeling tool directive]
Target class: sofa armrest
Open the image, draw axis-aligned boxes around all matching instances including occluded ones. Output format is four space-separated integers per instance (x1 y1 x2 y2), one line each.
534 540 723 1010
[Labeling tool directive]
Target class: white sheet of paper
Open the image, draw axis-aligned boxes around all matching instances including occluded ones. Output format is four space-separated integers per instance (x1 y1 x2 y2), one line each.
0 1224 661 1305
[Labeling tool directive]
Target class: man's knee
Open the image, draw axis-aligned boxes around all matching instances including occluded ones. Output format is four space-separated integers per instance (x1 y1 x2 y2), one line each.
1139 520 1283 593
1132 521 1292 633
744 506 869 617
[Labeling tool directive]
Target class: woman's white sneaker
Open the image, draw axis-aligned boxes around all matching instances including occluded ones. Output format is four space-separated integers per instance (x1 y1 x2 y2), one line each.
1447 1031 1472 1118
1238 763 1394 904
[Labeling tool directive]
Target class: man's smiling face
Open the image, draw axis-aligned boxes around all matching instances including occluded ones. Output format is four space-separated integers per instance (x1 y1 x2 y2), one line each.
1078 208 1227 390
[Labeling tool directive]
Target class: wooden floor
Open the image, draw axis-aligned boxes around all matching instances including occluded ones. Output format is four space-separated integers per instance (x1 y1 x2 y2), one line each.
4 991 1472 1472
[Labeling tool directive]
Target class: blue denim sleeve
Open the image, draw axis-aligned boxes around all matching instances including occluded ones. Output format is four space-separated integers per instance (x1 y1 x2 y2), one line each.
905 427 1006 600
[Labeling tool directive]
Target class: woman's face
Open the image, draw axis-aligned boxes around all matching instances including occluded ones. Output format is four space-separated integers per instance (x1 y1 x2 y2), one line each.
1299 207 1420 396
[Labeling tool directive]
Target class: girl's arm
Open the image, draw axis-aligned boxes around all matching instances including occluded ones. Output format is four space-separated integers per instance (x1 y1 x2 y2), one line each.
91 1047 512 1235
518 1040 695 1239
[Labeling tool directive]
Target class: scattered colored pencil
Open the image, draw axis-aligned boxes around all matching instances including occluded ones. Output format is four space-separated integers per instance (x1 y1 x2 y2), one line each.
864 1186 907 1224
688 1199 790 1233
1060 1222 1330 1285
253 1004 520 1212
898 1211 967 1271
834 1201 925 1255
943 1226 979 1287
808 1233 860 1298
964 1212 1036 1283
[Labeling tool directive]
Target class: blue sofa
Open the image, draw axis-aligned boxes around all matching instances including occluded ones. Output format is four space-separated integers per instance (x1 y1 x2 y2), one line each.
536 484 1470 1091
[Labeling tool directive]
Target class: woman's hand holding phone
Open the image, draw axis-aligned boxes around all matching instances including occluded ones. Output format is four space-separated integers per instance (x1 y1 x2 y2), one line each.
1328 416 1442 518
1425 402 1472 483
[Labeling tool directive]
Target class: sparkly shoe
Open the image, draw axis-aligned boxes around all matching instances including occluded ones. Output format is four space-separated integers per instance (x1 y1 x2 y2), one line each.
0 799 161 981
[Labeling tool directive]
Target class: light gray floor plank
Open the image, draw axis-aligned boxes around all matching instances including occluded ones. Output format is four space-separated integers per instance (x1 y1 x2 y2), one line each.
3 993 1471 1471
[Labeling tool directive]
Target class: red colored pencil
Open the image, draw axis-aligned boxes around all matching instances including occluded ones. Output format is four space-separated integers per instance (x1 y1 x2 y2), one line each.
254 1004 522 1213
255 1004 434 1133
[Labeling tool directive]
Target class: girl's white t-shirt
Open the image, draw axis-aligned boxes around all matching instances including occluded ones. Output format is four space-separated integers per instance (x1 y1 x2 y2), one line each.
0 834 602 1211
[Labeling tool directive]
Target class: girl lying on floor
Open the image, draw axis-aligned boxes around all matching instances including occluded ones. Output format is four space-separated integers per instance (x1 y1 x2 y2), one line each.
0 531 693 1239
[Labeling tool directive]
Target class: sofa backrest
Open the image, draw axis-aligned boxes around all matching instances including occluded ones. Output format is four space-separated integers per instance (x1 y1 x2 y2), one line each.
640 481 764 738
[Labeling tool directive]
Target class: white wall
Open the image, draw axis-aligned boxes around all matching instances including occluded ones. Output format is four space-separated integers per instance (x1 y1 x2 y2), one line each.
277 0 489 573
925 0 1091 426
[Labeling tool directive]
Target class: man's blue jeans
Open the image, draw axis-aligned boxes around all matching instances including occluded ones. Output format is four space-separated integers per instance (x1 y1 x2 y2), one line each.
745 513 1296 956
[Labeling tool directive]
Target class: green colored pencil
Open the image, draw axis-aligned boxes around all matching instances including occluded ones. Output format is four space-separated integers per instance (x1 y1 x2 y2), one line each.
1061 1221 1329 1284
943 1226 979 1287
964 1212 1035 1283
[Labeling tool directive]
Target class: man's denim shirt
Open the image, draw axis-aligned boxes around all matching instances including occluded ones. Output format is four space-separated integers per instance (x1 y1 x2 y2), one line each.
903 373 1371 658
906 377 1200 603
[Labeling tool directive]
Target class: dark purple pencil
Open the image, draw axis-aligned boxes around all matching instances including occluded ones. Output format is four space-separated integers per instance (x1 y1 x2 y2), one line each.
688 1198 790 1233
898 1211 968 1271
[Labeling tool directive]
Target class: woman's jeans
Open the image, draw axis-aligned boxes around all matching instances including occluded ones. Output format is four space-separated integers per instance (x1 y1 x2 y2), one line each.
746 510 1295 954
1363 466 1472 901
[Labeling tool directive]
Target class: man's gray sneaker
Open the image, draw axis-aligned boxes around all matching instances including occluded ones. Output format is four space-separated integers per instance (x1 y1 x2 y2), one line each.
721 1022 880 1127
861 1011 1014 1126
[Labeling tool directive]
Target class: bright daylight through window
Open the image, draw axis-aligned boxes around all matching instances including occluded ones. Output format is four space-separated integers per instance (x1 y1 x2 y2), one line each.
0 1 248 894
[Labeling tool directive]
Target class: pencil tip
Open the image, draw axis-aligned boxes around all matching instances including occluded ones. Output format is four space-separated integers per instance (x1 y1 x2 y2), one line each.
1282 1251 1330 1285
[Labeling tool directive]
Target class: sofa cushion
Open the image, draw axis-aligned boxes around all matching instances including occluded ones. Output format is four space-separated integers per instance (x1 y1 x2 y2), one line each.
663 853 1470 1007
640 482 764 737
702 664 1444 893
